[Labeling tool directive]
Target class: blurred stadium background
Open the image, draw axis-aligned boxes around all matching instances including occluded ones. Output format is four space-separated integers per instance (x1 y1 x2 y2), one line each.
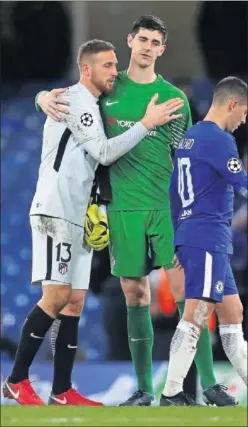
1 1 247 406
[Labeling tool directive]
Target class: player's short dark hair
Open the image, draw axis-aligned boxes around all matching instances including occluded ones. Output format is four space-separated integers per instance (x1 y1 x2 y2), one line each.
213 76 247 105
77 39 116 67
131 15 168 43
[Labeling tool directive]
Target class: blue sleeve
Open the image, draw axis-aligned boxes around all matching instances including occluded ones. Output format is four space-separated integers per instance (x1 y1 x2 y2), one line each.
169 161 182 229
201 134 247 198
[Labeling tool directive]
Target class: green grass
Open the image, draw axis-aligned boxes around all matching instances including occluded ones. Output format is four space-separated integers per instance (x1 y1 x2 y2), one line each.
1 406 247 427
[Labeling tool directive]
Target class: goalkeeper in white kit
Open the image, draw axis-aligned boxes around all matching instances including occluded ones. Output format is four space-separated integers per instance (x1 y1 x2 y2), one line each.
3 39 183 406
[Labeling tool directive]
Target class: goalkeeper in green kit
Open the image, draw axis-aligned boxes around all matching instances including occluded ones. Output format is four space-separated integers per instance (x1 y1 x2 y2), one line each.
36 15 236 407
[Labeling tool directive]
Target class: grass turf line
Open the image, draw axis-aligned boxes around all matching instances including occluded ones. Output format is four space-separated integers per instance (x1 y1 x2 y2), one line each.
1 406 247 427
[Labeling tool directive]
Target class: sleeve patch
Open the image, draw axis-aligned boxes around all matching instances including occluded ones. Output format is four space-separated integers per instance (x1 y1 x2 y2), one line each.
227 158 242 173
80 113 94 127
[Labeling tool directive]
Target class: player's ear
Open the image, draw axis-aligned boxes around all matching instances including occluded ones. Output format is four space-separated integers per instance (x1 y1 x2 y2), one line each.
82 63 91 77
157 44 166 57
227 100 237 112
127 34 133 49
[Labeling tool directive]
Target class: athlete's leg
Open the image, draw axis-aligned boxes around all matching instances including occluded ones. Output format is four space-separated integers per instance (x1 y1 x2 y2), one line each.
216 264 247 385
167 266 216 390
8 216 73 385
108 211 154 402
121 276 154 396
51 289 86 395
48 225 102 406
161 247 226 405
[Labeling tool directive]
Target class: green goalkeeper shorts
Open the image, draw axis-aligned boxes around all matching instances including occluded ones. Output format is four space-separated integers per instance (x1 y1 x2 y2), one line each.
107 210 174 277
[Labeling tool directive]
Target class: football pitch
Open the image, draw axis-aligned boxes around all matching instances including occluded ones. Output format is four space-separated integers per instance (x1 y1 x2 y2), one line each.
1 406 247 427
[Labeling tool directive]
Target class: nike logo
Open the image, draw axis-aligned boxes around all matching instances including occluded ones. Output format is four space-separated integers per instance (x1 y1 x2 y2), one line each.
30 333 45 339
51 395 67 404
5 382 20 400
130 337 150 342
67 344 78 349
106 100 119 106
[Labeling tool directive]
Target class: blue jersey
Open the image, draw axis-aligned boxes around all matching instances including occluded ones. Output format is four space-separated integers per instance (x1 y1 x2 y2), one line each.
170 121 247 254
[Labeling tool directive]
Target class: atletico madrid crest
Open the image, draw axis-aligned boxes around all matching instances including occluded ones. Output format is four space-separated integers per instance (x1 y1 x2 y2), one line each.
58 262 68 275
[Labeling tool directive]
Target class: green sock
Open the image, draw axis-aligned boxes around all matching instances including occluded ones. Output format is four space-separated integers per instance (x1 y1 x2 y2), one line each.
127 305 154 395
177 300 216 389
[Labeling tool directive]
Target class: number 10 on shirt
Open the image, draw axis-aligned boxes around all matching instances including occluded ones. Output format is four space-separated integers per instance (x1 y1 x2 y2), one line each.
178 157 195 208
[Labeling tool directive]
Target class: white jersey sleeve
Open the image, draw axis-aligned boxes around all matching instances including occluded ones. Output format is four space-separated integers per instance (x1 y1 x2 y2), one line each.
63 86 148 165
30 82 148 226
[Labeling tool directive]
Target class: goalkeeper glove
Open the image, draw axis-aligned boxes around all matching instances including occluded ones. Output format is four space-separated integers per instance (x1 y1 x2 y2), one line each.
84 203 109 251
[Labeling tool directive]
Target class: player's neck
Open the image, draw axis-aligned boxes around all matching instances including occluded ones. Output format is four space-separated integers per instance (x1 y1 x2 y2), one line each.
79 76 101 98
204 107 227 130
127 61 157 84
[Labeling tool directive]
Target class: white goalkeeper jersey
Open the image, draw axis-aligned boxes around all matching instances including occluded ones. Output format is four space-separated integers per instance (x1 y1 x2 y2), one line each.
30 82 148 226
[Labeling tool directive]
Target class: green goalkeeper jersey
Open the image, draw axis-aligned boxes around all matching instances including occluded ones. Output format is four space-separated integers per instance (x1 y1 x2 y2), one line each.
100 71 192 211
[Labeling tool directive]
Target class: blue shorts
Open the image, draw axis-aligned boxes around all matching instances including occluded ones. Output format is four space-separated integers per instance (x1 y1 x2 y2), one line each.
176 246 238 303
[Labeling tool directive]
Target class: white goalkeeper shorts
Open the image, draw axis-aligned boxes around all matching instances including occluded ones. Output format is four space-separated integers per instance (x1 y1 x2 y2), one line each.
30 215 93 290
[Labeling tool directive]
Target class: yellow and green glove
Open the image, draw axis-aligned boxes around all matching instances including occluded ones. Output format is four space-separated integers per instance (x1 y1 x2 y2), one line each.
84 202 109 251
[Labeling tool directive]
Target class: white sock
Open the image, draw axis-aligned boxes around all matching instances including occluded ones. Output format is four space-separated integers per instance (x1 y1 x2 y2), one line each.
219 324 247 386
162 319 200 397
